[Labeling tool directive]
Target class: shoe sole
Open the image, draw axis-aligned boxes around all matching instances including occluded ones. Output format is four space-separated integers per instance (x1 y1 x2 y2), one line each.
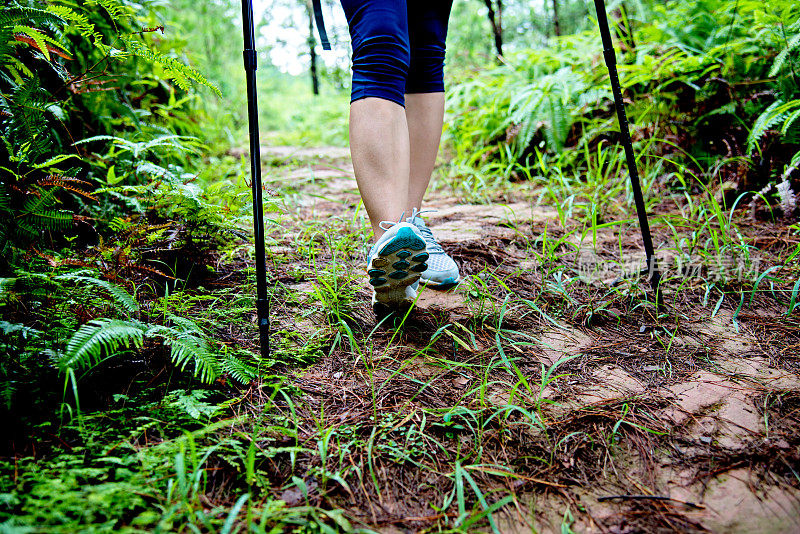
368 227 428 312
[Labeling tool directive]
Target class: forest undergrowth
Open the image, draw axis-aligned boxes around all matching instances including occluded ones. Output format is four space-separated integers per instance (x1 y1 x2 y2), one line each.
2 0 800 532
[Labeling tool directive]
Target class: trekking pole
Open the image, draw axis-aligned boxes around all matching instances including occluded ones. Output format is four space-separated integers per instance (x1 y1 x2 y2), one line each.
593 0 662 303
240 0 269 357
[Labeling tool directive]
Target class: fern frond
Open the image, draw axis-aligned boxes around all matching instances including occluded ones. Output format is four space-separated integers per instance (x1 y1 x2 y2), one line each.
166 389 220 419
147 317 220 383
12 25 52 61
0 7 65 33
790 149 800 170
19 187 73 231
27 209 72 230
220 351 260 384
782 107 800 136
2 57 34 82
87 0 131 22
47 5 106 50
120 36 221 96
36 176 98 201
0 320 40 340
0 183 8 210
136 161 177 182
769 32 800 78
21 187 57 214
747 99 800 154
2 77 51 159
55 271 139 313
12 29 72 60
60 318 145 371
167 314 204 335
169 336 219 384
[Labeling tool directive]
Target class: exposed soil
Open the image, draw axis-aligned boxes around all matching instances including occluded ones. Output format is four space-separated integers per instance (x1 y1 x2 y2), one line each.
256 146 800 533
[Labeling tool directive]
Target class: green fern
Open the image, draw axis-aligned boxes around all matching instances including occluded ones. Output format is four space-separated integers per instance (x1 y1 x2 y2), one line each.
0 7 65 59
0 320 41 341
87 0 131 24
1 77 52 160
0 6 65 31
770 32 800 78
47 5 106 51
790 149 800 169
120 36 221 96
168 336 219 384
220 350 260 384
782 107 800 136
58 312 263 385
55 271 139 314
165 389 221 420
59 318 146 372
147 316 219 383
18 188 73 235
12 26 52 61
747 99 800 154
507 66 584 156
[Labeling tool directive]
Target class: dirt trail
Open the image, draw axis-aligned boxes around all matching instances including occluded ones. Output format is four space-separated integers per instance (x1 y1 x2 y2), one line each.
260 146 800 533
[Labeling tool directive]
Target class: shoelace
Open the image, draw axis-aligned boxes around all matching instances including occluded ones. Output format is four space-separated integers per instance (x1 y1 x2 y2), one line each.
377 210 407 232
367 212 407 258
408 208 443 254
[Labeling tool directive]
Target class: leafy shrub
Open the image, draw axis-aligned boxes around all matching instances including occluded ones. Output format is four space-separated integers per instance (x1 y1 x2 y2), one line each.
444 0 800 189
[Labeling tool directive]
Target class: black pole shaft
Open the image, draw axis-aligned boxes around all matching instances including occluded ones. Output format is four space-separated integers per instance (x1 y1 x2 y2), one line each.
241 0 269 357
593 0 661 298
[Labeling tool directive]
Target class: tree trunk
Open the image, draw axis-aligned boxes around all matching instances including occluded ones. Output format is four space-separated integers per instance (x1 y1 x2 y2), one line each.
307 0 319 96
482 0 503 58
552 0 561 37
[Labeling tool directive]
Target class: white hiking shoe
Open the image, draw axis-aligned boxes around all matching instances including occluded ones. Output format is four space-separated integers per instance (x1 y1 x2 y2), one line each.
407 209 460 289
367 221 429 314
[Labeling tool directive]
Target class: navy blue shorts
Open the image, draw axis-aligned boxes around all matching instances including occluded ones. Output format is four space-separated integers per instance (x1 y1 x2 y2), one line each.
340 0 453 107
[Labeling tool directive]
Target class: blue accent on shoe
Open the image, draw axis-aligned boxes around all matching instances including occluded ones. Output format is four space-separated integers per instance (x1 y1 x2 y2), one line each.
392 260 410 270
412 253 429 262
368 269 385 277
378 227 425 256
396 251 411 259
410 263 428 273
388 270 408 280
369 278 387 286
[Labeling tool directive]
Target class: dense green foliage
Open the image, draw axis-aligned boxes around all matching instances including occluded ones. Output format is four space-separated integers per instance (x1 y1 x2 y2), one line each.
0 0 251 398
446 0 800 186
0 0 279 530
2 0 800 531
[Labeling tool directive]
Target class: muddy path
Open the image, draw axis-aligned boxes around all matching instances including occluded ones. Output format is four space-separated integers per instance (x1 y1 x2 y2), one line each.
255 146 800 533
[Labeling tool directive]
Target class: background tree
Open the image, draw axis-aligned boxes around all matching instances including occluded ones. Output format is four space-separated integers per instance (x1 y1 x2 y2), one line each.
481 0 504 58
305 0 319 95
552 0 561 37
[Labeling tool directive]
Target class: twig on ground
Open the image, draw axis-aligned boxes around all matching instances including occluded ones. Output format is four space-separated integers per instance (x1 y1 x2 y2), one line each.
597 494 706 509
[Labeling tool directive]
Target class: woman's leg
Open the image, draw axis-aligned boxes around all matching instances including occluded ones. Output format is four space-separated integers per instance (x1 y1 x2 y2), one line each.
405 0 453 213
341 0 411 240
403 0 460 288
405 92 445 213
350 98 410 239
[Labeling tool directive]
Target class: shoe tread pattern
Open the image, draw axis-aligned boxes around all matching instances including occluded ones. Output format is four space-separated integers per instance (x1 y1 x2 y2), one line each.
369 228 428 309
